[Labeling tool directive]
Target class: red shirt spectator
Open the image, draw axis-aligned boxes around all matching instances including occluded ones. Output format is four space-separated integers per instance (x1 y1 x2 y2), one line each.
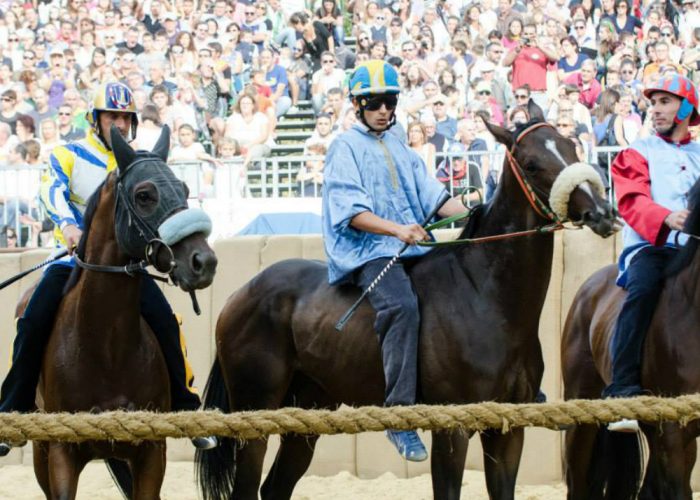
564 60 602 109
504 25 558 92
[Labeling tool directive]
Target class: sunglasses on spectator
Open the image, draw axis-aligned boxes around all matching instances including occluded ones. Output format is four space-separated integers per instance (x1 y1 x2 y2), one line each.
478 91 491 96
575 25 586 30
375 16 385 20
661 32 672 37
515 93 528 99
359 36 369 41
322 59 335 64
58 112 72 116
621 69 634 74
557 122 573 127
433 101 445 106
245 11 255 15
8 38 19 42
362 94 398 111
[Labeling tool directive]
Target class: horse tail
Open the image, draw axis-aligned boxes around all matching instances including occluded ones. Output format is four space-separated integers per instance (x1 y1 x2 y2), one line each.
588 427 644 500
195 357 236 500
105 458 133 499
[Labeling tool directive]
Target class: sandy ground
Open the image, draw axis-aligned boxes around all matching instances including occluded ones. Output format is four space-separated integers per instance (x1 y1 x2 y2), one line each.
0 462 567 499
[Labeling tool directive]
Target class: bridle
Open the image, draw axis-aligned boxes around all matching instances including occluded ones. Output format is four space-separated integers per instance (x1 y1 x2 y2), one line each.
419 122 573 247
74 158 181 282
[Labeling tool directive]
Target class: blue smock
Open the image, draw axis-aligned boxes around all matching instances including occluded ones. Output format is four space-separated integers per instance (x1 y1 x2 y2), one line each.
322 123 448 285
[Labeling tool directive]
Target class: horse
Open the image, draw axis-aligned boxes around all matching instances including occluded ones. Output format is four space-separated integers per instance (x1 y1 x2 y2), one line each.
196 102 618 500
561 173 700 500
17 125 217 500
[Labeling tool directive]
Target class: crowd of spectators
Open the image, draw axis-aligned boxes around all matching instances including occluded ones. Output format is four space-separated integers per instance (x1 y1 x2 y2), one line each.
0 0 699 246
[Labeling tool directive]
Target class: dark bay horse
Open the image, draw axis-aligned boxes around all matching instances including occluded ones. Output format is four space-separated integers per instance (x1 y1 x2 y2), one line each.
562 177 700 500
19 126 216 500
197 104 618 500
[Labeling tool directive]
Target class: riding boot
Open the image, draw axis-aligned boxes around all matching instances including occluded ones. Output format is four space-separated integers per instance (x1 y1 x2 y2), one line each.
0 264 72 456
139 276 201 412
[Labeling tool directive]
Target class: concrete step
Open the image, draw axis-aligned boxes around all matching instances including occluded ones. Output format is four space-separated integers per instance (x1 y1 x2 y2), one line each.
275 120 316 130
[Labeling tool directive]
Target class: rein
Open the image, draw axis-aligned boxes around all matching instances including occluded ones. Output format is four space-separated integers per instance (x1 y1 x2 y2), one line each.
420 123 567 247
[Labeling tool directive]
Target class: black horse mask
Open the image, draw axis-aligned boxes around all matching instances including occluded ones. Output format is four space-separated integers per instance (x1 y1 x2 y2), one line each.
110 125 212 266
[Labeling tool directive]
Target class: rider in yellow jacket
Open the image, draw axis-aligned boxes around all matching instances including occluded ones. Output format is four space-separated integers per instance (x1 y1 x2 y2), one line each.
0 82 216 454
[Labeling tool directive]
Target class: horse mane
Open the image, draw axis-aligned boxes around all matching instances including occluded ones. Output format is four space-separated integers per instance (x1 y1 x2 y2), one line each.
666 178 700 277
63 178 106 294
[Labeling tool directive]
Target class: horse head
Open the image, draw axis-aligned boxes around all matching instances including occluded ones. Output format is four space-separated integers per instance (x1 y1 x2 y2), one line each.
110 125 217 291
483 100 619 237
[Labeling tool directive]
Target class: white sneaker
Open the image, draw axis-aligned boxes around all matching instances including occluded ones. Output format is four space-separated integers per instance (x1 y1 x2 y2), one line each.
607 419 639 433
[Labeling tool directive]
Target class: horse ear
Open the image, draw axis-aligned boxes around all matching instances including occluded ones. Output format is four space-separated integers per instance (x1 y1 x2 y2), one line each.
482 118 513 150
152 125 170 162
527 99 545 122
110 125 136 171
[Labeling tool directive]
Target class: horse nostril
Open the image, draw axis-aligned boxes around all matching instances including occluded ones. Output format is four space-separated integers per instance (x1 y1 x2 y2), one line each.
191 251 217 275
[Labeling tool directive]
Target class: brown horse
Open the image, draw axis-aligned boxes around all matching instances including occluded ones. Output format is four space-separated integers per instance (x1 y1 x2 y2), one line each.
562 177 700 500
18 126 217 500
196 104 618 500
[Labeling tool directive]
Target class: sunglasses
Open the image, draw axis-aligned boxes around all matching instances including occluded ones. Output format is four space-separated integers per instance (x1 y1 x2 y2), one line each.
359 37 369 41
8 38 19 42
433 101 445 106
661 32 672 37
245 11 255 15
58 112 72 116
362 94 398 111
557 123 573 127
621 69 634 74
478 91 491 96
322 59 335 63
515 94 528 99
575 25 586 29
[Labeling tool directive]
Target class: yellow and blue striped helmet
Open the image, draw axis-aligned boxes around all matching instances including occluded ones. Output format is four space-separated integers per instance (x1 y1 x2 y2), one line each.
348 60 401 97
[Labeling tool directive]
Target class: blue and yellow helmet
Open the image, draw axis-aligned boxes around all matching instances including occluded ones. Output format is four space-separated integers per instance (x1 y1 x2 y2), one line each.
348 60 401 97
86 81 139 129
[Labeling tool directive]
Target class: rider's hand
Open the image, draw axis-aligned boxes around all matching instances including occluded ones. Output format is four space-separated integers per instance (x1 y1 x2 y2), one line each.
665 209 690 231
394 223 429 245
62 224 83 254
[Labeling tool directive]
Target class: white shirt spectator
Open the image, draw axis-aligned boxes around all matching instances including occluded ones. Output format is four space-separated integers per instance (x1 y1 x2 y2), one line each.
311 67 345 96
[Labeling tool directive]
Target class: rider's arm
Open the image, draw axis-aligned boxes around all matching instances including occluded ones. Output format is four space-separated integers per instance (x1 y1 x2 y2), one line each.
41 145 79 232
611 147 672 246
351 211 428 245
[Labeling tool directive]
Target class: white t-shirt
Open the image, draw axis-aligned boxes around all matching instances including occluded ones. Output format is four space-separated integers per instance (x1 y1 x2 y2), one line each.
225 112 269 147
170 142 206 162
311 68 346 96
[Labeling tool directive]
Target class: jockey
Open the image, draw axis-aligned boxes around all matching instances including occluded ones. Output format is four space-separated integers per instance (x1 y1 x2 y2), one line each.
322 61 466 461
605 74 700 432
0 82 217 455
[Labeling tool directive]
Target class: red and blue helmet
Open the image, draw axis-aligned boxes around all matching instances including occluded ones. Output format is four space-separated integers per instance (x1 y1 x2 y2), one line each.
643 74 700 126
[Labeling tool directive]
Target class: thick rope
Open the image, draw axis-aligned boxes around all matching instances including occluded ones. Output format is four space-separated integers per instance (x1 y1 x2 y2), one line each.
2 394 700 443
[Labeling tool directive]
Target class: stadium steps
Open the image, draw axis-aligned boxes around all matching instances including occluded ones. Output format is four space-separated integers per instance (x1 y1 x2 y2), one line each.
271 144 305 156
275 131 312 143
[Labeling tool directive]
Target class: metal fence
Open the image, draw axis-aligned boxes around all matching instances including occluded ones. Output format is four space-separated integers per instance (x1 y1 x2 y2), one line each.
0 146 624 248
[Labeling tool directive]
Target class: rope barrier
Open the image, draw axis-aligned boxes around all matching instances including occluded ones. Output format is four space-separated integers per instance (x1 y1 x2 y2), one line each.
1 394 700 443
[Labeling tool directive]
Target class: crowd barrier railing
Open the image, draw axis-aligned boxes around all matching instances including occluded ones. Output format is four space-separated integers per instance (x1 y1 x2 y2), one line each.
0 146 625 248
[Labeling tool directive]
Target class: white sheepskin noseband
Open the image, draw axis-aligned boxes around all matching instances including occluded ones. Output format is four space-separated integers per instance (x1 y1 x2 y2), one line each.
549 162 606 220
158 208 212 246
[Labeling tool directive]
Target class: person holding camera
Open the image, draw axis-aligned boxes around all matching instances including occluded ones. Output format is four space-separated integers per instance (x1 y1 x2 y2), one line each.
503 23 558 113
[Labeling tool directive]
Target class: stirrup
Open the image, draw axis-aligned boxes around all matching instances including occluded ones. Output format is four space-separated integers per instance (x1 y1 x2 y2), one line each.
607 419 640 433
191 436 218 450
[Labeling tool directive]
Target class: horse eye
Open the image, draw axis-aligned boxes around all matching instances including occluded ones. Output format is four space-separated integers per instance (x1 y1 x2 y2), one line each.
136 191 151 203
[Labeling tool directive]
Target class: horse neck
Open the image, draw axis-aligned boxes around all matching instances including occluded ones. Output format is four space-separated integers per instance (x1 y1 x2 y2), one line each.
457 153 555 317
76 181 143 339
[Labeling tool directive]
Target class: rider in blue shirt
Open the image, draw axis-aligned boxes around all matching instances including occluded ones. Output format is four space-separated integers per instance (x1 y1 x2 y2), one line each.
322 60 466 461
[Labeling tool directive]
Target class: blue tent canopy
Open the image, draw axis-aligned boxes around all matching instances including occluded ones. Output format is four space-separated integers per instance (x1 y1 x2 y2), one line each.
237 212 322 235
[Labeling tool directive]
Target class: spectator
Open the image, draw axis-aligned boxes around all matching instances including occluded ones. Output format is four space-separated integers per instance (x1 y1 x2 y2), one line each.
503 23 558 112
170 123 221 197
116 26 145 55
290 11 333 71
23 139 41 165
304 112 336 153
297 142 326 196
558 36 589 81
610 0 642 34
563 59 601 109
407 121 436 176
136 32 168 74
432 94 458 140
56 105 85 142
149 84 178 132
224 93 272 168
260 49 292 117
15 115 36 142
0 123 19 163
38 118 63 163
133 103 163 151
507 105 530 129
174 31 199 71
147 61 178 95
0 90 21 134
592 88 625 167
311 52 345 113
421 114 449 154
474 81 505 126
241 3 270 50
642 41 685 84
315 0 345 47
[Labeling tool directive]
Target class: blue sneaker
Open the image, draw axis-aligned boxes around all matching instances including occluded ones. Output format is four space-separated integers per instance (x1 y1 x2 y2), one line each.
385 430 428 462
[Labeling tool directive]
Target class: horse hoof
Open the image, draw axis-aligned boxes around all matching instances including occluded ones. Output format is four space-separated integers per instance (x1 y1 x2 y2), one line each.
191 436 218 450
607 419 639 433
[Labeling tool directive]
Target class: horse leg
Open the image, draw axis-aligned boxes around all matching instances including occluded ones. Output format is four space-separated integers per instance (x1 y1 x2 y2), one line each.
480 428 524 500
33 441 50 498
564 424 606 500
260 374 335 500
47 444 88 500
130 441 166 500
640 424 692 500
430 429 471 500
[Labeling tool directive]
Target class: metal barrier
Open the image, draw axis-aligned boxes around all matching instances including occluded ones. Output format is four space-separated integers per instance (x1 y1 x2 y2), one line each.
0 146 625 247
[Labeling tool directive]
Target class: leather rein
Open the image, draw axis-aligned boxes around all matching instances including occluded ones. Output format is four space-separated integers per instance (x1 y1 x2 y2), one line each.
420 122 568 247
